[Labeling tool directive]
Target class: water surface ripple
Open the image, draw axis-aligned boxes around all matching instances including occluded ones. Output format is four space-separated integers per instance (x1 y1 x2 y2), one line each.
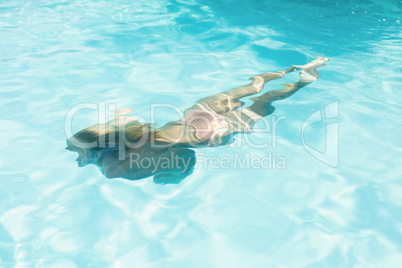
0 0 401 267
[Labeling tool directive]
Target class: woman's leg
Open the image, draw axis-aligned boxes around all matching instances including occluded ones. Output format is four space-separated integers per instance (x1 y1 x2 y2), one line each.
190 56 328 114
210 57 328 145
191 66 299 114
247 56 328 117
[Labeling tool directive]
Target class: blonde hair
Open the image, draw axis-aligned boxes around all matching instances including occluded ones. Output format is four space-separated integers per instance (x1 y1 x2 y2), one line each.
69 121 160 150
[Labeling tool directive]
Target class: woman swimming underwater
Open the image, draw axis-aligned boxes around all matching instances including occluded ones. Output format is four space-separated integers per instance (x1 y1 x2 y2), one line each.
66 56 328 184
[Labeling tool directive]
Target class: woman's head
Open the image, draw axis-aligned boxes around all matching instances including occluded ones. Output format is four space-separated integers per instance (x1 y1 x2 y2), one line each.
66 121 159 167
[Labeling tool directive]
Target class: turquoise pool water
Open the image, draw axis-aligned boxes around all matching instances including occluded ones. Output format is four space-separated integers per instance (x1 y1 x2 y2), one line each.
1 0 401 267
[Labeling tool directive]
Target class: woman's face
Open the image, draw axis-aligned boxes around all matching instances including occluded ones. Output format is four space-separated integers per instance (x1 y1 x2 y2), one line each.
66 139 98 167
